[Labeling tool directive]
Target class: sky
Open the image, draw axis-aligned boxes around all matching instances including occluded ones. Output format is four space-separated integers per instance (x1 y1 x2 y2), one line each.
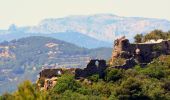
0 0 170 29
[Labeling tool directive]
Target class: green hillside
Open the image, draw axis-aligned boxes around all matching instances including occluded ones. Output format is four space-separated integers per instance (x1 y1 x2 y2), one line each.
1 55 170 100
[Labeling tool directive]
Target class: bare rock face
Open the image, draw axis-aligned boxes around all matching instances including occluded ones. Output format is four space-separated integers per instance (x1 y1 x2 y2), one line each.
110 36 170 68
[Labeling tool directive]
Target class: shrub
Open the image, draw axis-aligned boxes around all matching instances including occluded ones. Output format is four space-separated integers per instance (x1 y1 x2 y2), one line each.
134 34 143 43
13 80 46 100
52 74 81 93
105 68 122 82
115 77 149 100
88 74 99 82
0 93 14 100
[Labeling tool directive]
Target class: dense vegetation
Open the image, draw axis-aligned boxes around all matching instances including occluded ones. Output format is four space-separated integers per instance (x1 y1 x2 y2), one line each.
1 55 170 100
134 30 170 43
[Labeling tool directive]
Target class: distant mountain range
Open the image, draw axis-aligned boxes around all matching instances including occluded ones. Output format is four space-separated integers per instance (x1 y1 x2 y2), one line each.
0 14 170 48
0 32 112 49
0 36 112 94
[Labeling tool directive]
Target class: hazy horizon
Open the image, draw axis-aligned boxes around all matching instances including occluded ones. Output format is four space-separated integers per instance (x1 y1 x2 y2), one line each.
0 0 170 29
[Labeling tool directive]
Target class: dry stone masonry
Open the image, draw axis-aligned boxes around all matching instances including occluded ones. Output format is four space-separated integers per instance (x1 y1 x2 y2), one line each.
75 59 107 79
110 36 170 67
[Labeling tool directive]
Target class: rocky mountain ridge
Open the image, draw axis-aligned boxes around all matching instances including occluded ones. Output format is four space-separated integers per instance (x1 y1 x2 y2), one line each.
1 14 170 44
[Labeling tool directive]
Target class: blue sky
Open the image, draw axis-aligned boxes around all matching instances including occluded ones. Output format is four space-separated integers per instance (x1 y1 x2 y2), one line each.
0 0 170 29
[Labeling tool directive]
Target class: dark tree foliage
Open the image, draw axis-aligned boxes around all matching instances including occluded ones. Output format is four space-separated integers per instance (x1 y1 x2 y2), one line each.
134 30 170 43
105 68 122 82
52 74 81 93
134 34 143 43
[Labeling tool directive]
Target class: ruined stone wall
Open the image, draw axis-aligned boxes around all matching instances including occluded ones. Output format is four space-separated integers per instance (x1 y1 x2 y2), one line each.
39 69 63 78
111 36 170 65
122 41 170 55
75 59 107 79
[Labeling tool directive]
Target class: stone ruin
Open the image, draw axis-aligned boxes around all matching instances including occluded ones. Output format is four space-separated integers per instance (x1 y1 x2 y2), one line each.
75 59 107 79
37 59 107 90
38 69 63 90
38 68 75 90
110 36 170 68
37 36 170 90
39 69 63 78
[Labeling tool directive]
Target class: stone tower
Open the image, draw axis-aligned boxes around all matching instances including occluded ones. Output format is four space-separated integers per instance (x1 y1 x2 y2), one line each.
110 36 129 65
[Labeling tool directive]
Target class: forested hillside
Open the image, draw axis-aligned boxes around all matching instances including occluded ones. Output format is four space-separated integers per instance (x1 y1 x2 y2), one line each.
1 55 170 100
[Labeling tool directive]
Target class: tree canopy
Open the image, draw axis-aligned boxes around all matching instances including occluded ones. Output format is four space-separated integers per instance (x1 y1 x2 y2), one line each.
134 30 170 43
